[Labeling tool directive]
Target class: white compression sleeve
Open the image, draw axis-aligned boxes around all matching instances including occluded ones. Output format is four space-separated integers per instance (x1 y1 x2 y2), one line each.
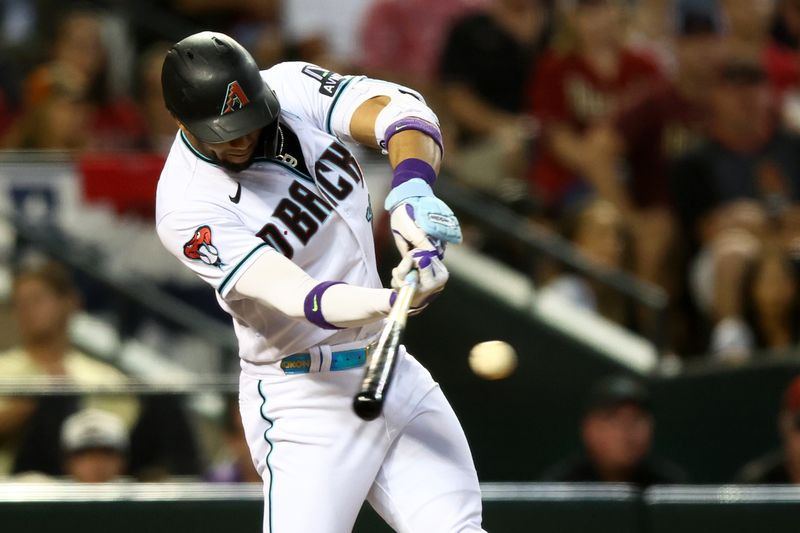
233 248 393 328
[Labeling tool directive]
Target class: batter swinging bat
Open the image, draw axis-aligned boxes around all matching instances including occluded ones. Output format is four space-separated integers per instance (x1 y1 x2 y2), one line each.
353 270 419 421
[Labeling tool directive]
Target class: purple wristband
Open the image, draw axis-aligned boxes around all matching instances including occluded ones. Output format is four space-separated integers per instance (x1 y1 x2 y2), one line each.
304 281 345 330
392 158 437 188
384 117 444 153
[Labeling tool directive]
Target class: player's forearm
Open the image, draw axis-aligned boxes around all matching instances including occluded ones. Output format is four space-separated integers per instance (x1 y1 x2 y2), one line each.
234 250 393 329
348 90 443 172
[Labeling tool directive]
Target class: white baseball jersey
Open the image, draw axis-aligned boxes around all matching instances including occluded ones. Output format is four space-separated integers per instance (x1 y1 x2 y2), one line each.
156 62 399 369
156 59 486 533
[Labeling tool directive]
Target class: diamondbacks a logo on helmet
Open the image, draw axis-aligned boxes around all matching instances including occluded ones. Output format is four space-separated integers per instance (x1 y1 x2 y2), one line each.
220 81 250 115
183 225 223 267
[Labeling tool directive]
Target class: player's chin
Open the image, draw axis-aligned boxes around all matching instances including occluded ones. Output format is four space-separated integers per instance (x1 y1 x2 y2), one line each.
219 155 256 172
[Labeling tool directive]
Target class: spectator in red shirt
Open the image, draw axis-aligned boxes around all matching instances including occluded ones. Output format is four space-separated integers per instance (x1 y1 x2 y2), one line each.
527 0 661 212
576 8 722 307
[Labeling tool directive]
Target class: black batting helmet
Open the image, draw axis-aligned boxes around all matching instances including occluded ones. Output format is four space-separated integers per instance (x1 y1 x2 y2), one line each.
161 32 280 144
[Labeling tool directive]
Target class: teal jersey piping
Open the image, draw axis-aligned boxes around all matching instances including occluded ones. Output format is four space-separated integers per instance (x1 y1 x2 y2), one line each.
257 380 276 532
325 76 358 135
180 131 215 163
217 242 271 296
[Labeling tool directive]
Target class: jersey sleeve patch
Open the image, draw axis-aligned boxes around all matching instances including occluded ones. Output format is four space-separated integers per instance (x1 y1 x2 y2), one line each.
301 65 345 97
183 225 224 268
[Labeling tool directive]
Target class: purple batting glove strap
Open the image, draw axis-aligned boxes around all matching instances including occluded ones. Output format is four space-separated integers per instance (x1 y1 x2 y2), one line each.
304 281 346 330
384 117 444 153
412 248 443 267
391 158 437 188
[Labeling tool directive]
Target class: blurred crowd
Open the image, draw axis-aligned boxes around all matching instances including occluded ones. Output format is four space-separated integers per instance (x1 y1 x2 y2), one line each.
1 0 799 360
0 256 798 485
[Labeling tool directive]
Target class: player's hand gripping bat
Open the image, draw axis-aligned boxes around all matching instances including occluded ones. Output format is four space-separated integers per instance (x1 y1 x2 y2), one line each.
353 270 418 421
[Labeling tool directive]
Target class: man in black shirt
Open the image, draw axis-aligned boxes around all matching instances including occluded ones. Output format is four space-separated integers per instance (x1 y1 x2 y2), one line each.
543 375 687 488
438 0 548 194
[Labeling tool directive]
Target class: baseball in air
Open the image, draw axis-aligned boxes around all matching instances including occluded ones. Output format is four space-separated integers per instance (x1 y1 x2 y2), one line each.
469 341 517 380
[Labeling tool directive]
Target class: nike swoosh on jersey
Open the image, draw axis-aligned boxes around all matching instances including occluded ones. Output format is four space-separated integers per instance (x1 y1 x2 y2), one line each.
229 182 242 203
312 295 319 312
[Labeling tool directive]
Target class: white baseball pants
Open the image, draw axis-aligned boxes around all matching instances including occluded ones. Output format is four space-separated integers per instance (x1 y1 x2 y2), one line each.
239 347 486 532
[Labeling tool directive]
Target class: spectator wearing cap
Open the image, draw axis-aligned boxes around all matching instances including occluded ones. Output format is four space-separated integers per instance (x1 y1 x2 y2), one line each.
670 54 800 358
61 408 128 483
737 375 800 483
0 261 138 477
723 0 800 98
542 375 687 487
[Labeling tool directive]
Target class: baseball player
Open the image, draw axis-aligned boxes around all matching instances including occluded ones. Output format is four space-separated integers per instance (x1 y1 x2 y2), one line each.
156 32 485 532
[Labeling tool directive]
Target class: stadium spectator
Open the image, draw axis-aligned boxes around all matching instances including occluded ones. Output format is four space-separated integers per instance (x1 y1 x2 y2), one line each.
206 395 259 483
0 85 91 150
3 7 146 151
737 375 800 483
0 261 139 477
671 55 800 356
539 198 631 327
136 42 178 154
542 375 687 487
526 0 661 214
359 0 487 90
579 6 720 300
127 394 202 481
625 0 686 74
740 246 800 354
439 0 549 193
722 0 800 97
61 408 129 483
771 0 800 50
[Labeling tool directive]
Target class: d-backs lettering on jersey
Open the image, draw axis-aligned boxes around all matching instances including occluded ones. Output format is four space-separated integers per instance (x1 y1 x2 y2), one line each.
258 140 365 258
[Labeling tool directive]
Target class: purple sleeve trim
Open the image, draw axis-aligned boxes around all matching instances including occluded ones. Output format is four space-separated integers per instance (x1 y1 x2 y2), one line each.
384 117 444 154
304 281 346 330
389 291 397 307
392 158 437 188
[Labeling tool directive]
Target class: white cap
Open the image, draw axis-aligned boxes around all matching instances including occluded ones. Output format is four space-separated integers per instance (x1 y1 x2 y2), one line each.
60 408 129 454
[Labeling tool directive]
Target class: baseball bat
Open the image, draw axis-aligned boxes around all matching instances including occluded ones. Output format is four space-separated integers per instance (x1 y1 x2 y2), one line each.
353 270 418 421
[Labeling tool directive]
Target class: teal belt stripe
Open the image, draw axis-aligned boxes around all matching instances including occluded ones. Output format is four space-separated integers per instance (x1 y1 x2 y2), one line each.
257 380 275 532
280 348 367 374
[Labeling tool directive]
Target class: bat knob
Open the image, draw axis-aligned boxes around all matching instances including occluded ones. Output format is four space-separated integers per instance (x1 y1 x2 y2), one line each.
353 394 383 421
